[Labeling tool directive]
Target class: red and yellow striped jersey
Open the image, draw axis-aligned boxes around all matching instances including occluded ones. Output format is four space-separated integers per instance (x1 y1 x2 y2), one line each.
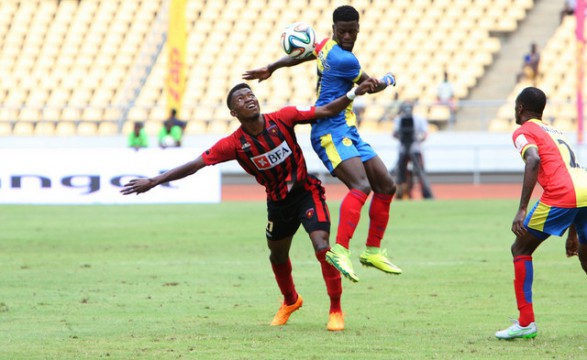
513 119 587 207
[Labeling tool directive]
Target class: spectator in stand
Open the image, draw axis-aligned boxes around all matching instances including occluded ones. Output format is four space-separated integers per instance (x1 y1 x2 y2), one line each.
516 43 540 85
158 119 183 148
436 71 456 127
128 121 148 151
167 108 187 132
560 0 576 23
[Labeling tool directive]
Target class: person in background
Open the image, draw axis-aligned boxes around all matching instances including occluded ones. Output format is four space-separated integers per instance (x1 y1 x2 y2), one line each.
392 101 433 200
167 108 187 132
516 43 540 85
436 71 456 127
495 87 587 340
128 121 148 151
560 0 576 23
158 119 183 148
352 96 366 128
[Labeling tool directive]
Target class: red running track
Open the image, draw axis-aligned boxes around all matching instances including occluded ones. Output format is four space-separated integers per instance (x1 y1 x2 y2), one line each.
222 183 542 201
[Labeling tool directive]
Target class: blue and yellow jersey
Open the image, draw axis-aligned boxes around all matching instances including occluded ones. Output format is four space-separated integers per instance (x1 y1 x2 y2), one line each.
312 38 363 137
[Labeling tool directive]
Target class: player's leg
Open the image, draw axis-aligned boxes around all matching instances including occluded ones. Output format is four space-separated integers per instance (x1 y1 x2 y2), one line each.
360 153 402 275
266 204 303 326
497 203 574 339
312 132 369 281
299 176 344 330
579 242 587 274
572 209 587 274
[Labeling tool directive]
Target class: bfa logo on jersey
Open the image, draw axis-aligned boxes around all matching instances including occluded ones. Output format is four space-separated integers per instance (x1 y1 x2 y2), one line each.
252 141 292 170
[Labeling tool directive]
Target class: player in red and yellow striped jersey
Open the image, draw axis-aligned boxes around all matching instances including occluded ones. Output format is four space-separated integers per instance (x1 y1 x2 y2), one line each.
496 87 587 340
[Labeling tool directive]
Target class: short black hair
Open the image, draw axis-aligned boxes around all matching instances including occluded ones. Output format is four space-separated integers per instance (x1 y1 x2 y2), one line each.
516 87 546 114
333 5 359 23
226 83 251 109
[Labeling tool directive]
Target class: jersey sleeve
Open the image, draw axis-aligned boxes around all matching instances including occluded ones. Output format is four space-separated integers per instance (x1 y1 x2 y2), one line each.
269 106 317 126
512 127 538 159
329 51 362 82
201 136 237 166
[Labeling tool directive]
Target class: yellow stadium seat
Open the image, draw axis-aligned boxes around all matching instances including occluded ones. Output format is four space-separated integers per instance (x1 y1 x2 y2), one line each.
98 121 118 135
13 122 35 136
35 121 56 136
55 121 76 136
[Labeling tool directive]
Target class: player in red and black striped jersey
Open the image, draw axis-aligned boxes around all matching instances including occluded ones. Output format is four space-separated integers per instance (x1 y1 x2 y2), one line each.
121 80 378 331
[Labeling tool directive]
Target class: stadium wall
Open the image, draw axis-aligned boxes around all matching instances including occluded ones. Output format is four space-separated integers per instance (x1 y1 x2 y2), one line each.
5 131 587 185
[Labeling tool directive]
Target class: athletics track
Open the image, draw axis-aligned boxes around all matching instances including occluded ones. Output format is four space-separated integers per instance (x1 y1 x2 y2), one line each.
222 183 542 201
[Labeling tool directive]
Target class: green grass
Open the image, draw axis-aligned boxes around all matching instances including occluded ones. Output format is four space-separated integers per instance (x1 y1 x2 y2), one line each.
1 200 586 359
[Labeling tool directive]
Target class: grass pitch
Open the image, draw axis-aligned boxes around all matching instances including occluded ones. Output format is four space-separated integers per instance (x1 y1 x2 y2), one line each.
1 200 586 359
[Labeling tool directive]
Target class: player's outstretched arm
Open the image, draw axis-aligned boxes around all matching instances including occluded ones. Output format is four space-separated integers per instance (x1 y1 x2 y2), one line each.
120 157 206 195
242 55 315 82
314 78 378 119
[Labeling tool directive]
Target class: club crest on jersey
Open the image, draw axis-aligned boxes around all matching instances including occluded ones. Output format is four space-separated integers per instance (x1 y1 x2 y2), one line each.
251 141 292 170
305 208 315 219
342 137 352 146
268 125 278 136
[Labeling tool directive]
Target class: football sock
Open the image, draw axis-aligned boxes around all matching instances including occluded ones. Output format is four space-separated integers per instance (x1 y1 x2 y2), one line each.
336 189 368 249
316 248 342 313
366 193 393 248
513 255 534 326
271 258 298 305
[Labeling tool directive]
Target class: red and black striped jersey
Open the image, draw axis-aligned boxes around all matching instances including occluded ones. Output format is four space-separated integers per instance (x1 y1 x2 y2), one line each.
202 106 316 201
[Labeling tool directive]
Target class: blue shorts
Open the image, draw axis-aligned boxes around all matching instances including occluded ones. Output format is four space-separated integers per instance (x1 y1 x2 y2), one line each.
311 126 377 174
525 201 587 243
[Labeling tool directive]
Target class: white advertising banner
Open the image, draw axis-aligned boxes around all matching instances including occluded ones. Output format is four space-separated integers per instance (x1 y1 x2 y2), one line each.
0 148 220 204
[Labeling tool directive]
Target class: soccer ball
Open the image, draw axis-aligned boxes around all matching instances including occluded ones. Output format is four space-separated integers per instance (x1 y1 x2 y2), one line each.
280 22 316 59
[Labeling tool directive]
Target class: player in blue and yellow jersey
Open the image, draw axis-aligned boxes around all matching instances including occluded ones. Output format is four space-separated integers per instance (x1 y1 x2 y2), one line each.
244 5 401 283
495 87 587 340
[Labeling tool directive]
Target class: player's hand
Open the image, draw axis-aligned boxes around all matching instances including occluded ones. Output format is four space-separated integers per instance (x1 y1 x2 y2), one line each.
380 72 396 87
511 209 527 238
242 66 272 82
355 78 378 95
565 226 579 257
120 178 155 195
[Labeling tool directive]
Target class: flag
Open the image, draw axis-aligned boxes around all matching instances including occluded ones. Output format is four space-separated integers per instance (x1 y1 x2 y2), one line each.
166 0 187 118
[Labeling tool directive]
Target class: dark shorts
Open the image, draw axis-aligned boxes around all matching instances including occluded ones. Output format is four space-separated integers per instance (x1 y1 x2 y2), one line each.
266 175 331 241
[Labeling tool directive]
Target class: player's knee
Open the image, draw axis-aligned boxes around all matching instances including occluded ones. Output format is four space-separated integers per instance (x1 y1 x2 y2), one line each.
269 252 289 264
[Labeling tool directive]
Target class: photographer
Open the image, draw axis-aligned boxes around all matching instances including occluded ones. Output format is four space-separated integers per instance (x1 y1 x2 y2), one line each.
392 101 434 199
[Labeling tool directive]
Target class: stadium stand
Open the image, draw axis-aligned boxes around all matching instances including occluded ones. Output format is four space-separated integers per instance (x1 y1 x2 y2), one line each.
0 0 580 137
489 15 583 132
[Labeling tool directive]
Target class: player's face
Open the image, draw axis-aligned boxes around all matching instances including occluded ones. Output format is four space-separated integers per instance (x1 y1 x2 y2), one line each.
333 21 359 51
230 88 260 119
